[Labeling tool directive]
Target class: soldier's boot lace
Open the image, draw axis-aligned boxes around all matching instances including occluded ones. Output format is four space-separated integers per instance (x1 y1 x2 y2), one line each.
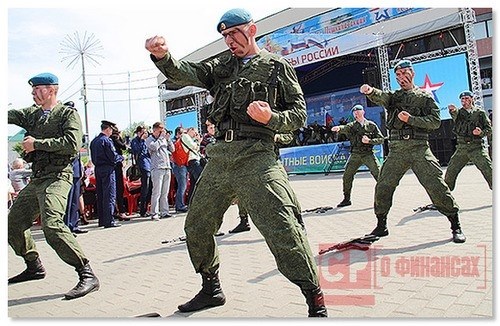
447 214 466 243
301 287 328 317
8 257 46 284
337 196 352 207
64 263 100 300
368 214 389 237
229 215 251 234
178 272 226 312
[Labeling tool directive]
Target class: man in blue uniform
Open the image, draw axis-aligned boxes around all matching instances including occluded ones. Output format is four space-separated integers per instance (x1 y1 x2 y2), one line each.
130 125 152 216
90 120 124 228
62 101 87 234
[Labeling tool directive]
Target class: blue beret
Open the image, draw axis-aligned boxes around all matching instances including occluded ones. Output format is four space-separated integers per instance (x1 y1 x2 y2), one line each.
217 8 252 33
393 60 413 72
28 72 59 86
351 104 364 112
459 91 473 99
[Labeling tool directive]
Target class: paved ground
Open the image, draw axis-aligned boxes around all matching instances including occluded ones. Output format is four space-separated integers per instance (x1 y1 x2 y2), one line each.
6 164 494 319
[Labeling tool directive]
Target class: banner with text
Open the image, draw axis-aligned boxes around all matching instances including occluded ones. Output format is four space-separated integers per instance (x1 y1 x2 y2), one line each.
279 141 384 174
257 8 425 67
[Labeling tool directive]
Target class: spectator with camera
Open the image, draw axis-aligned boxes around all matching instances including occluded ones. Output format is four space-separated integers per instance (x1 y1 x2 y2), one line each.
130 125 152 217
146 122 175 220
171 127 189 213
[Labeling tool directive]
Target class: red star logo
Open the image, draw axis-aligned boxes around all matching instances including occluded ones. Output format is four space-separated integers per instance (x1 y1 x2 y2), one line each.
419 74 444 103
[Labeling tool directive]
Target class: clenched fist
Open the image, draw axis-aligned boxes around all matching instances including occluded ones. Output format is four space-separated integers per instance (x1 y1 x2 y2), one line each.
145 35 169 60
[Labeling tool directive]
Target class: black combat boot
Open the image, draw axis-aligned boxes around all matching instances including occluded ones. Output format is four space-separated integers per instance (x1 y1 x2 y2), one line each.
301 287 328 317
368 214 389 237
229 215 251 234
8 257 46 284
178 272 226 312
64 263 100 300
337 196 351 207
447 214 466 243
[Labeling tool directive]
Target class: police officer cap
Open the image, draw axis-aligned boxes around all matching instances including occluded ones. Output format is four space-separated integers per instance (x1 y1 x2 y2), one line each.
459 90 473 99
351 104 364 112
393 60 413 72
217 8 253 33
64 101 75 108
101 120 117 129
28 72 59 86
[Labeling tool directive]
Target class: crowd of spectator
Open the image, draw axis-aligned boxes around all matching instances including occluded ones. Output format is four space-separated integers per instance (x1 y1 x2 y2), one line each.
295 119 350 146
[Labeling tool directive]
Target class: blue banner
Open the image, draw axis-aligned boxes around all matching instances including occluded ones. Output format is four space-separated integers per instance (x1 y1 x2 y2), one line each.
258 8 426 67
279 142 384 174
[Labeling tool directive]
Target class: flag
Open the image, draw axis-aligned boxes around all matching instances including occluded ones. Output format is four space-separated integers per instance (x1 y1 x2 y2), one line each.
325 112 334 126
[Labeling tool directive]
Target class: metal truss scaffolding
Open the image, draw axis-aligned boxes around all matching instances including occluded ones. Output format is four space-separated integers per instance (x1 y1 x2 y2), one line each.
376 8 483 108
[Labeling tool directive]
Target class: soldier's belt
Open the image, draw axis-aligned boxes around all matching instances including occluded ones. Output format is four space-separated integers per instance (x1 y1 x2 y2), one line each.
390 130 428 141
217 120 274 142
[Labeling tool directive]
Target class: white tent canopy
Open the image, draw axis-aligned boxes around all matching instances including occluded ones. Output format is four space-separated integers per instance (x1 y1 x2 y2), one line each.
159 86 206 102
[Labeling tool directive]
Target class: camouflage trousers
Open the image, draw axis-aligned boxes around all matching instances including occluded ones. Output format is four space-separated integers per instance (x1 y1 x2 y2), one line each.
8 173 88 268
375 140 459 217
237 162 302 220
185 139 319 290
343 151 381 198
444 143 492 191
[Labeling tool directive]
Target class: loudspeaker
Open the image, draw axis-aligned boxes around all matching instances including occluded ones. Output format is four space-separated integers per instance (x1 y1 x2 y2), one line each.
428 119 456 166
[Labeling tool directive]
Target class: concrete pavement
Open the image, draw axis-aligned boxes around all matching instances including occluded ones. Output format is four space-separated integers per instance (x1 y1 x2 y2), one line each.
7 164 493 318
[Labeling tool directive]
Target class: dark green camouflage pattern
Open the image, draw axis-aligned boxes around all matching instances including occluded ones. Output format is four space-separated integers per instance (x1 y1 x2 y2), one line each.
8 103 88 267
367 87 459 217
342 152 381 198
445 106 492 190
185 139 318 289
155 50 306 134
337 120 385 153
337 120 384 197
155 51 319 290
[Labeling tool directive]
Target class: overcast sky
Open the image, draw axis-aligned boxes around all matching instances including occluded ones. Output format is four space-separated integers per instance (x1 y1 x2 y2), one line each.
4 1 294 140
3 0 492 139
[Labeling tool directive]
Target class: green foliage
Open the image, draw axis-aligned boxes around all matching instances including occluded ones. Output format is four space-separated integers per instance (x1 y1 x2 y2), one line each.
123 121 149 139
12 142 24 156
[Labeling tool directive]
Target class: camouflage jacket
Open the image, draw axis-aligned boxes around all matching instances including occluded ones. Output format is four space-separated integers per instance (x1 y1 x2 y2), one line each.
152 49 306 133
337 119 385 153
450 105 492 139
8 102 83 178
367 87 441 133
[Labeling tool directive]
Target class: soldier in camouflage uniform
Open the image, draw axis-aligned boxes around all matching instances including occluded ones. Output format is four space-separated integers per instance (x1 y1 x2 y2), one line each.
145 8 327 317
8 73 100 300
360 60 466 243
229 131 306 234
331 104 385 207
445 91 492 191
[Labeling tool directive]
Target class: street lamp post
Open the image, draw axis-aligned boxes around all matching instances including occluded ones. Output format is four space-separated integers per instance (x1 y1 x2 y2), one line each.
101 79 106 119
60 31 103 152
